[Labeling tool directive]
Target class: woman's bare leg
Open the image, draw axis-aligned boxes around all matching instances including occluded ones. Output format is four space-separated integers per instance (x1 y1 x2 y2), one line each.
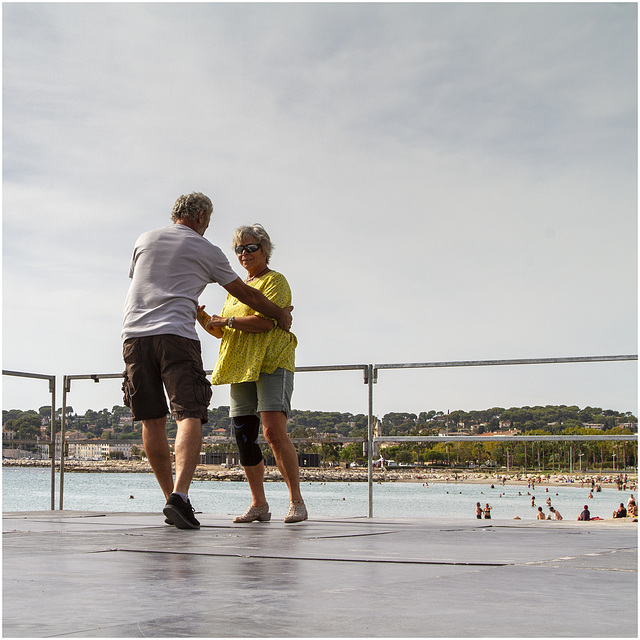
243 460 268 506
261 411 303 503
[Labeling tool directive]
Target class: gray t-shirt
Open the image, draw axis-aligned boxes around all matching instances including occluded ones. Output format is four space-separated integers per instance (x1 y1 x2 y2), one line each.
122 224 238 341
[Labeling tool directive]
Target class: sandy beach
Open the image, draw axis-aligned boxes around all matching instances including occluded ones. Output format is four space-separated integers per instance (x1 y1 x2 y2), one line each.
3 458 637 489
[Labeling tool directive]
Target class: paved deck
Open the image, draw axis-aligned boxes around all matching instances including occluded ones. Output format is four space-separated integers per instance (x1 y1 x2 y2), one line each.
3 511 637 638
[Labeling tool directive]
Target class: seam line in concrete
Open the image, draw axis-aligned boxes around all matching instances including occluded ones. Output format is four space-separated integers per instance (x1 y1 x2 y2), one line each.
94 547 510 566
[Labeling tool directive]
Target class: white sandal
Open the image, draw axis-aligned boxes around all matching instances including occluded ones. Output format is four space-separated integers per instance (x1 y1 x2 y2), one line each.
284 501 308 523
233 504 271 523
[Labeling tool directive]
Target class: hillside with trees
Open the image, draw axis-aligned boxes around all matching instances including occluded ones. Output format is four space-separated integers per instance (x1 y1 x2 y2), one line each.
3 404 636 441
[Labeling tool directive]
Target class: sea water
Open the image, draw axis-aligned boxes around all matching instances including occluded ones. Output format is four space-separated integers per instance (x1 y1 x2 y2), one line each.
2 467 631 521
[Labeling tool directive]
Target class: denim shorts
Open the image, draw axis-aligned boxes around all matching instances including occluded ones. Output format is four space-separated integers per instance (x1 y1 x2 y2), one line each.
122 335 212 423
229 368 294 418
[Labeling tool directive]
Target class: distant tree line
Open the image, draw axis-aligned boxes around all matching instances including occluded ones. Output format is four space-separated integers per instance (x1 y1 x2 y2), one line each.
2 405 233 442
374 405 636 436
3 404 636 440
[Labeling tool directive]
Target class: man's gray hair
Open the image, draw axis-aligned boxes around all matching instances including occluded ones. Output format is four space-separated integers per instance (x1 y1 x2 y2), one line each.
171 192 213 222
233 224 273 264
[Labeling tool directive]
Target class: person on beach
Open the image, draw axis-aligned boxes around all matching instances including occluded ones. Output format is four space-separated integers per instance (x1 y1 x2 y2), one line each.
121 195 293 530
627 494 635 511
548 506 562 520
483 503 492 519
613 503 627 518
536 506 546 520
578 505 591 521
475 502 483 519
197 224 307 524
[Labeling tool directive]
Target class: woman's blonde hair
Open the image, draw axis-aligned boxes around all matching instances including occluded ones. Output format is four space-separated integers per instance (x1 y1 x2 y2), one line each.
233 224 273 264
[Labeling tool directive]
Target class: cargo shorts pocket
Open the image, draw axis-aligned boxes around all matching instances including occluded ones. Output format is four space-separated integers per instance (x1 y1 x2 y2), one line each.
121 340 140 409
193 364 213 407
122 370 132 408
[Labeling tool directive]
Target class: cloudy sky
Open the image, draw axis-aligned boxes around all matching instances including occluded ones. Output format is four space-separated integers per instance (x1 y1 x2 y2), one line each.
3 3 637 419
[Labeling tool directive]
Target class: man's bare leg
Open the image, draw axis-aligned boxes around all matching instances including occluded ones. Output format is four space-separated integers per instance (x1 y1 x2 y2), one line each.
142 417 173 499
173 417 203 495
160 417 203 529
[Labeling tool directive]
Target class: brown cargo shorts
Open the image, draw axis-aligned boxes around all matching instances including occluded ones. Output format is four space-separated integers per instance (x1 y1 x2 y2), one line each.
122 334 212 423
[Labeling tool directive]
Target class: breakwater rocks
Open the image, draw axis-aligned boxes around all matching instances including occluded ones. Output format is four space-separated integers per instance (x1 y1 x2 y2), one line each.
194 468 386 483
3 458 156 474
3 459 399 482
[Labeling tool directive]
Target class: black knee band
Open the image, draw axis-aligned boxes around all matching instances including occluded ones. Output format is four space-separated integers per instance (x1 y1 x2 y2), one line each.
233 415 263 466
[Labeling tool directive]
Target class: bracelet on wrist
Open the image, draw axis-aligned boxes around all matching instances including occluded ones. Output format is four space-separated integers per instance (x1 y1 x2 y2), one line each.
227 316 235 328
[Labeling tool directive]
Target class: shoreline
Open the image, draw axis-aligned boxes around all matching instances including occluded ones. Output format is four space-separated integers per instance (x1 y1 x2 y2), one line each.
3 458 637 488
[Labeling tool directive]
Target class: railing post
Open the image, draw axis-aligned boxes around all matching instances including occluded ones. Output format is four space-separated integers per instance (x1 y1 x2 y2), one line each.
367 364 374 518
49 376 56 511
60 375 70 510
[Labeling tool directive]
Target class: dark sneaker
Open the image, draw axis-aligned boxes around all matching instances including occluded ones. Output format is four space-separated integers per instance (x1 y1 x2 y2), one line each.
163 493 200 529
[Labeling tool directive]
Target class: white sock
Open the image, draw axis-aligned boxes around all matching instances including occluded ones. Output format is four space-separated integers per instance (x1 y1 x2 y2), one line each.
174 492 189 502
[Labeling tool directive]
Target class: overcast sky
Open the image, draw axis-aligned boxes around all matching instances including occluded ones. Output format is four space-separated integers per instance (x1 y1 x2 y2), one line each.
3 2 637 419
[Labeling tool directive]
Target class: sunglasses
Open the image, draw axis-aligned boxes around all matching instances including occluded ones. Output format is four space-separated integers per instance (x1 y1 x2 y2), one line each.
235 243 261 255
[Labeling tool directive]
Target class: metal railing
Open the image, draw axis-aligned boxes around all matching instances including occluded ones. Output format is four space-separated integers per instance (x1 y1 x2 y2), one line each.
367 355 638 516
2 370 57 510
4 354 638 515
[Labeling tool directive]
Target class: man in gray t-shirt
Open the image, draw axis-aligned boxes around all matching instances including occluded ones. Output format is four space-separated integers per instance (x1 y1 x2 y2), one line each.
122 192 292 529
122 223 238 341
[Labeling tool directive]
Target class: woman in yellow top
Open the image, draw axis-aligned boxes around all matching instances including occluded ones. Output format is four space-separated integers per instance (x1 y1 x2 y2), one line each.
197 224 307 524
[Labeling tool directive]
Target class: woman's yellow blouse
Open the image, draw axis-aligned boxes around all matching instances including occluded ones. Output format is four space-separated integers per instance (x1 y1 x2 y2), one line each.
210 271 297 385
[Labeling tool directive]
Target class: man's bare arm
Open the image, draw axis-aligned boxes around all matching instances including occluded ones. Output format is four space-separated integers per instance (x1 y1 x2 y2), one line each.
223 277 293 331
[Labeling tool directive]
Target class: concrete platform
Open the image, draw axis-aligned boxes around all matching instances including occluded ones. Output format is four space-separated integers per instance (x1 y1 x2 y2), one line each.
3 511 637 637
